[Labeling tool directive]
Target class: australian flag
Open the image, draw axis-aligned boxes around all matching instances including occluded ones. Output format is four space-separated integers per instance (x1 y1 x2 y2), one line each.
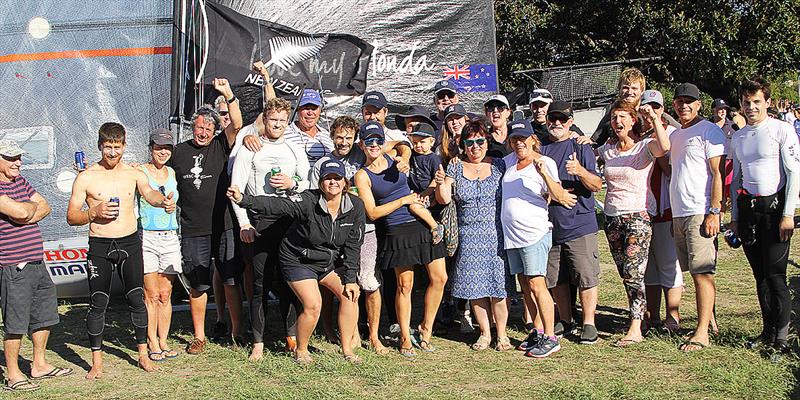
443 64 498 93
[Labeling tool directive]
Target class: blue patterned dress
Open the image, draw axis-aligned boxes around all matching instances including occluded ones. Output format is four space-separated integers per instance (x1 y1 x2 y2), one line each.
448 157 507 299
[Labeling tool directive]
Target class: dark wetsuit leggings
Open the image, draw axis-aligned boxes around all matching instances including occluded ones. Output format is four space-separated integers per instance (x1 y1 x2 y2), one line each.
250 221 299 343
86 232 148 351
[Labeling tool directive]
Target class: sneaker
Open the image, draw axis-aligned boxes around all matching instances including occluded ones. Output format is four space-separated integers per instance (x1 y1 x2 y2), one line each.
579 324 598 345
553 320 576 338
746 330 775 350
209 321 228 341
459 313 474 333
186 338 206 355
517 330 539 351
525 336 561 358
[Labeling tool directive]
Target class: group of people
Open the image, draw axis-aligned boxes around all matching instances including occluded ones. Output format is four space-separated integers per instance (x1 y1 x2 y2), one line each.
1 64 797 391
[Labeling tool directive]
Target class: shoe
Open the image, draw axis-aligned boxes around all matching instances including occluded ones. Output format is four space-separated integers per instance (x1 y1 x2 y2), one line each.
525 336 561 358
285 336 297 352
186 338 207 355
388 323 401 335
233 335 249 348
579 324 598 345
769 340 792 363
209 321 228 341
459 312 474 333
553 320 576 338
517 330 539 351
746 330 775 350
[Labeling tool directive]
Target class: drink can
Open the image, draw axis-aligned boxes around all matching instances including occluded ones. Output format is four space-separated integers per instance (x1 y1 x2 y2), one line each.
348 186 359 195
271 166 281 176
75 151 86 170
723 229 741 249
109 196 120 218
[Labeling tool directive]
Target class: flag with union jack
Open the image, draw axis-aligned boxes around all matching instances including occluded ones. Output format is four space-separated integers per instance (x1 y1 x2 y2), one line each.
442 64 498 93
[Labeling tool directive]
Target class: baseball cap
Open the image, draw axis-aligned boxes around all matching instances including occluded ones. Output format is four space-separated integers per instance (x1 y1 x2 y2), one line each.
358 121 385 141
674 83 700 101
444 104 467 120
433 80 457 94
149 128 174 146
395 105 435 130
711 98 730 110
319 159 346 179
362 91 387 109
529 89 554 104
298 89 322 107
507 120 534 138
409 122 436 138
793 104 800 111
484 94 510 109
547 100 574 119
0 139 25 157
640 90 664 107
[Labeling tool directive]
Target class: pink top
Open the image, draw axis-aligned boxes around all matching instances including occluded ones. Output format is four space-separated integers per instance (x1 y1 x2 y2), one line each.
599 138 655 216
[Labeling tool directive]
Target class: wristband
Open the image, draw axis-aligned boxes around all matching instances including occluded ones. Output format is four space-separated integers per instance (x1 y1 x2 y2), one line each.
226 95 237 104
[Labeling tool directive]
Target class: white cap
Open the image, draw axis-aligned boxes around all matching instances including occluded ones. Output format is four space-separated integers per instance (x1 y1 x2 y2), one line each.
483 94 510 108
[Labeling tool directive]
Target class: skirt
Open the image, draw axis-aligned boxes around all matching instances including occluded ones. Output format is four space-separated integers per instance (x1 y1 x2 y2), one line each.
376 220 446 270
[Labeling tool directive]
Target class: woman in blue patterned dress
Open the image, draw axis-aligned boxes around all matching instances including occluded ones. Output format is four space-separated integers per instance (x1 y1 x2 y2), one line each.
435 119 511 351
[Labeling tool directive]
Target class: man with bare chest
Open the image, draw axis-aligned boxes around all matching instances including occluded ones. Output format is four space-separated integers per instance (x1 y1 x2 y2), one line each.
67 122 175 379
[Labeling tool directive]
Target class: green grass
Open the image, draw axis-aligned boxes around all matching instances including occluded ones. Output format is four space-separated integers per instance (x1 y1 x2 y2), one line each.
3 229 800 399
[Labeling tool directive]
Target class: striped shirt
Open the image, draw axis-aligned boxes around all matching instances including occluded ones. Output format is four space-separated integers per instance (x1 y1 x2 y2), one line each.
283 122 334 169
0 176 44 267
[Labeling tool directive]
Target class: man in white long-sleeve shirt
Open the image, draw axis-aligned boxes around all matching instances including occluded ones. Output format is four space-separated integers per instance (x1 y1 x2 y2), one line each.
729 78 800 355
230 97 308 361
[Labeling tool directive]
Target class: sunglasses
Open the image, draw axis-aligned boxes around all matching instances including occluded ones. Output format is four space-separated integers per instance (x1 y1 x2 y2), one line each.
547 115 569 124
1 154 22 162
485 105 508 112
219 111 229 116
363 137 385 147
464 138 486 147
646 104 662 109
158 186 166 195
323 175 345 182
437 92 457 100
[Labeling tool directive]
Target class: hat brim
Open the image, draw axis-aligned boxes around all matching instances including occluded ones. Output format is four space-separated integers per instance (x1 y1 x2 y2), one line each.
298 100 322 108
0 150 25 157
529 96 553 105
434 87 457 95
640 100 664 107
508 131 532 138
484 100 510 108
362 100 386 110
547 110 573 119
444 111 466 120
394 115 435 130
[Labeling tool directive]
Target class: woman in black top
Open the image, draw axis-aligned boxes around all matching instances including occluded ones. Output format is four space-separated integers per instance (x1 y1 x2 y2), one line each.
228 159 365 363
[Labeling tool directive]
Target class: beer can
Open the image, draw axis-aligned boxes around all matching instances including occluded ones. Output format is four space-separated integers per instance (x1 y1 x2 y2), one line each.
74 151 86 170
271 166 281 176
109 196 120 218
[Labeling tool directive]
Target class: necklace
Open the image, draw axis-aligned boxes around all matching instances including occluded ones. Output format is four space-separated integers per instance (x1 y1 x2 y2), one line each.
467 160 486 175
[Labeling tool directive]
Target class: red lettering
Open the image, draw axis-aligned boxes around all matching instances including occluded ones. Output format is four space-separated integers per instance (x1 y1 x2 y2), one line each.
43 250 62 261
62 249 80 260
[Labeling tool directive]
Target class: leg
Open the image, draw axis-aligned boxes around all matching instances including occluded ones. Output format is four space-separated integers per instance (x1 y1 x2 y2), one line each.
382 268 398 325
143 272 163 358
470 298 492 342
645 285 662 326
156 274 176 354
527 276 555 336
664 286 682 329
25 263 66 379
212 267 227 329
286 279 323 361
684 273 715 350
117 244 155 373
223 283 243 338
619 216 651 341
249 242 268 361
3 335 25 384
409 203 438 231
364 290 387 353
681 215 719 351
578 286 598 327
217 230 243 339
394 266 415 354
189 288 208 342
518 274 540 331
320 288 338 343
551 283 572 324
320 271 359 358
85 249 114 380
491 297 510 343
418 258 447 345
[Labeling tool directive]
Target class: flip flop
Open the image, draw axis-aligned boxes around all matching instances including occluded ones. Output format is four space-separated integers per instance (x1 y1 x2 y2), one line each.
3 379 40 392
161 349 179 359
399 347 416 358
343 354 363 364
148 351 166 362
31 366 74 380
679 340 708 352
366 343 390 355
412 326 436 352
612 338 642 348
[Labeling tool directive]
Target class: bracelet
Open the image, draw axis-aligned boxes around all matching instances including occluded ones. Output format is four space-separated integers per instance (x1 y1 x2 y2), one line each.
226 95 238 104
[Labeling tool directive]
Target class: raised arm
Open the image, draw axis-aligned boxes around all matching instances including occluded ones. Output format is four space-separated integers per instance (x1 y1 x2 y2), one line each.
354 169 421 221
434 163 454 205
641 105 671 157
213 78 243 147
253 61 276 101
135 170 174 212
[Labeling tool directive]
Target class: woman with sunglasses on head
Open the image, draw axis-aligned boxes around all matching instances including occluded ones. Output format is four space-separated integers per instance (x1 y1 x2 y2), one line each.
228 158 365 364
354 121 447 357
435 118 512 350
598 101 670 347
138 128 180 362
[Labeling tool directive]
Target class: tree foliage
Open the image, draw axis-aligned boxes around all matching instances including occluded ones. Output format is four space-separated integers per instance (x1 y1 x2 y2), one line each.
495 0 800 101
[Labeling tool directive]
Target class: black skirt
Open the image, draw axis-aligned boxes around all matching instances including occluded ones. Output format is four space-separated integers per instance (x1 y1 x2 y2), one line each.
376 220 446 270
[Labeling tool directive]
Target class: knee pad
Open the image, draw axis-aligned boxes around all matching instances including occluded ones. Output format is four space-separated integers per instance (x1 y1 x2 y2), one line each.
125 287 149 329
87 291 110 336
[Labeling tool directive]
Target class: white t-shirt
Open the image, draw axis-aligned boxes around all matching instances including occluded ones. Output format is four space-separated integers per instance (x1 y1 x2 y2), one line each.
283 122 334 169
654 126 677 216
599 138 655 216
501 153 559 249
668 119 727 217
228 123 258 175
730 117 800 219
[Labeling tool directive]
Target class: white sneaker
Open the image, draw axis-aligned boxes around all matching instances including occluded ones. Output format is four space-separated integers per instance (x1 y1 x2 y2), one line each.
459 312 474 333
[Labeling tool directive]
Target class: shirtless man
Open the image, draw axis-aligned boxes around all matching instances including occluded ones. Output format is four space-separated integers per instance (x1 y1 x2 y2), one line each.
67 122 175 379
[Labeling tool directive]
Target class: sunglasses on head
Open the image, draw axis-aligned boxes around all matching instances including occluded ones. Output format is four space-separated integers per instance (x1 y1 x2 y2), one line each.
363 137 385 147
437 91 456 100
547 115 569 124
464 138 486 147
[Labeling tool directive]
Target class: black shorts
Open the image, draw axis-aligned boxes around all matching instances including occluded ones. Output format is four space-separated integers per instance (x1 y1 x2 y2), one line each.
181 229 241 291
282 264 338 283
0 260 59 335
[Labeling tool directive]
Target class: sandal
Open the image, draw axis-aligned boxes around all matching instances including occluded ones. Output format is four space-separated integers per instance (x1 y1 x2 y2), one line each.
4 379 40 392
399 347 417 358
148 351 166 362
343 354 363 364
412 326 436 352
612 338 642 348
161 349 179 359
471 335 491 351
31 366 74 380
495 336 513 351
679 340 709 352
431 224 444 245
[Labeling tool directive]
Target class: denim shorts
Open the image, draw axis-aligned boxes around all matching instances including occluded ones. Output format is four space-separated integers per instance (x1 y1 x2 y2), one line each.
507 231 552 277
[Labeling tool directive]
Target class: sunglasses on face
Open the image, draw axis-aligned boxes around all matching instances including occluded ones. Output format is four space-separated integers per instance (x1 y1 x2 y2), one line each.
547 115 569 124
1 154 22 162
464 138 486 147
485 105 508 113
323 175 345 182
437 92 456 100
219 111 229 116
363 137 385 147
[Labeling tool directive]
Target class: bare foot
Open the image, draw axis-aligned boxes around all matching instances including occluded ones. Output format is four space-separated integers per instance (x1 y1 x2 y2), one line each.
680 332 710 352
138 355 158 372
368 339 389 355
294 350 313 364
249 343 264 362
86 365 103 380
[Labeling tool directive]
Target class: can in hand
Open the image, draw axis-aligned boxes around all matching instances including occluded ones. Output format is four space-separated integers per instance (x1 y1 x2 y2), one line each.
109 196 120 218
271 166 281 176
723 229 741 249
75 151 86 170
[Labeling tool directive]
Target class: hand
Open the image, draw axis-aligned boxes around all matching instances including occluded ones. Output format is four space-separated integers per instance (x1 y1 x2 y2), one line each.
213 78 233 99
575 135 593 146
702 213 720 238
638 104 658 121
565 152 584 176
434 164 446 185
227 185 243 203
779 216 794 242
568 131 580 140
532 157 547 171
729 220 738 238
559 189 578 209
240 225 258 244
73 161 86 172
269 173 295 190
252 61 269 77
344 283 360 302
93 201 119 220
400 193 425 207
394 157 410 174
161 192 176 213
243 134 262 153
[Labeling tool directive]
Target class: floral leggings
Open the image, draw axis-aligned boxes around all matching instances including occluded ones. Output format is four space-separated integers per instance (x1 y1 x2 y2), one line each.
605 211 653 321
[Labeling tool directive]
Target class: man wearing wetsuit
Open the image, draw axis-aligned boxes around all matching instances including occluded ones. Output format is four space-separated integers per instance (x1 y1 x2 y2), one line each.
67 122 175 379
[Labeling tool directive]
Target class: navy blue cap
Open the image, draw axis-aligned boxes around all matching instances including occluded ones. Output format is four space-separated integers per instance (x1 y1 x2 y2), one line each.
358 121 385 141
433 80 457 94
319 159 346 179
711 98 730 110
361 91 387 109
395 105 435 130
674 83 700 101
298 89 322 107
409 122 436 138
508 120 534 138
443 104 467 120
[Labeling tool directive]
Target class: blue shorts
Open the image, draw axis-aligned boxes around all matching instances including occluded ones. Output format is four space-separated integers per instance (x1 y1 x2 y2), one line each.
507 232 552 277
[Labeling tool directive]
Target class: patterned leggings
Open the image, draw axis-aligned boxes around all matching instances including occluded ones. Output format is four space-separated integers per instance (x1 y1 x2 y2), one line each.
605 211 652 320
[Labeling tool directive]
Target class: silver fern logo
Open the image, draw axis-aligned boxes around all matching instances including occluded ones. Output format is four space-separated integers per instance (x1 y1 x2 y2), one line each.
265 35 329 71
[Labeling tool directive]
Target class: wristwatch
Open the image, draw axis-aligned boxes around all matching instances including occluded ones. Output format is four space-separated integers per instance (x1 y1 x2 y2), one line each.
708 207 721 215
225 95 238 104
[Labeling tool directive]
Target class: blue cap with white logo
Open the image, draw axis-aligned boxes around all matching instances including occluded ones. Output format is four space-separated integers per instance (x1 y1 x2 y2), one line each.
508 120 534 138
361 91 387 109
358 121 385 141
298 89 322 107
433 80 457 94
319 159 346 179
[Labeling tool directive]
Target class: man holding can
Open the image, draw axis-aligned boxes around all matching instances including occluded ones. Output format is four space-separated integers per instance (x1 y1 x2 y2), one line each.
67 122 175 379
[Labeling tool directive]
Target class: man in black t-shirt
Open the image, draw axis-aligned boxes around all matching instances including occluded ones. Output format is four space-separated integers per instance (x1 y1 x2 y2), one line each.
169 78 244 354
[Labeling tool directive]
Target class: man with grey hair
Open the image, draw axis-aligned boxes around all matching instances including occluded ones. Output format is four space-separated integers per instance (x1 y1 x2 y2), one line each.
168 78 244 354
